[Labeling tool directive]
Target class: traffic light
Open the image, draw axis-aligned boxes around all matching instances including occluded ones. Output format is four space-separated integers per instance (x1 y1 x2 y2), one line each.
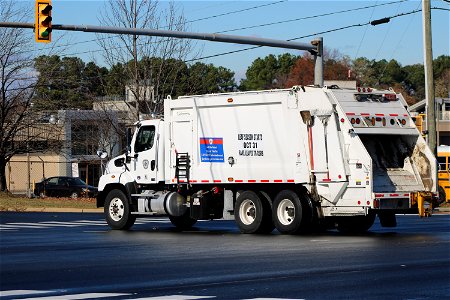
35 0 52 43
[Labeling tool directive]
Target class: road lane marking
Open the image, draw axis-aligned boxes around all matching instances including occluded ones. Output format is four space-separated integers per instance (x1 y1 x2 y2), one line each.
0 227 17 231
244 298 304 300
20 293 130 300
1 224 50 229
38 222 88 227
132 296 215 300
0 290 52 297
245 299 304 300
73 220 107 225
0 218 172 232
0 291 303 300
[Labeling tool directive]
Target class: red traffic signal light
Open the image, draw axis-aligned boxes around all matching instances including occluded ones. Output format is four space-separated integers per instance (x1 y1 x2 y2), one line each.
35 0 52 43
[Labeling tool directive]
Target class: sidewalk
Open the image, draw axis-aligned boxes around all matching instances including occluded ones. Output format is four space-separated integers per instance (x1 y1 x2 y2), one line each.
434 207 450 213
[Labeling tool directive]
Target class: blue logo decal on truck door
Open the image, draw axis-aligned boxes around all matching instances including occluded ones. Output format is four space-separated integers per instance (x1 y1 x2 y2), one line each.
200 137 224 162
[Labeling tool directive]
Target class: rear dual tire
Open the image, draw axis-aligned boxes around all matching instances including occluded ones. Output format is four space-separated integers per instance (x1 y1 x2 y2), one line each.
272 190 314 234
234 191 274 234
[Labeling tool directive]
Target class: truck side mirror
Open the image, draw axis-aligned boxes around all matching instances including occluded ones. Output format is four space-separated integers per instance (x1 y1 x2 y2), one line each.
114 158 125 167
126 128 133 151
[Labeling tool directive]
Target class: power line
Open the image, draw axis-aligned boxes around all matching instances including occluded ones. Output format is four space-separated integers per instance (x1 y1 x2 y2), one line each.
376 0 422 82
373 0 404 61
182 0 288 25
29 0 403 57
187 8 425 62
354 0 379 60
432 7 450 11
216 0 408 34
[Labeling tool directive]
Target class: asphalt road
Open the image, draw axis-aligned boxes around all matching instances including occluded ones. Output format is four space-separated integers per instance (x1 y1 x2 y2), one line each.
0 212 449 300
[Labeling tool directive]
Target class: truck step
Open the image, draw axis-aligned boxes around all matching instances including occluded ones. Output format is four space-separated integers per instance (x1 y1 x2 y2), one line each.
131 194 158 199
131 212 158 215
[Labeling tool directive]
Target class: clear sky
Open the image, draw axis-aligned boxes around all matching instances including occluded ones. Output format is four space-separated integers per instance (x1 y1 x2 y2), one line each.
27 0 450 82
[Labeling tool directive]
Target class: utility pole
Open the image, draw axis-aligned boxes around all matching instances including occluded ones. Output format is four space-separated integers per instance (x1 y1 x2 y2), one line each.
132 0 140 120
422 0 436 155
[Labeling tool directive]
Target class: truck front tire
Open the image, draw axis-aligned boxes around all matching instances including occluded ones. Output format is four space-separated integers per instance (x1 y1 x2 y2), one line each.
104 189 136 230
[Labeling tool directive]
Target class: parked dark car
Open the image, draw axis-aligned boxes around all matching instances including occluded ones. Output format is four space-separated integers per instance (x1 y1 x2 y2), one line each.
34 176 98 198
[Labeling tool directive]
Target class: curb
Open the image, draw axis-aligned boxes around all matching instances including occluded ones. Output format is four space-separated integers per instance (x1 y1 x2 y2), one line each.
13 208 103 213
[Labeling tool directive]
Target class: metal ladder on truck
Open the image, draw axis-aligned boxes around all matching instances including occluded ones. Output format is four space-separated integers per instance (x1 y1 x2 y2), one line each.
175 153 190 185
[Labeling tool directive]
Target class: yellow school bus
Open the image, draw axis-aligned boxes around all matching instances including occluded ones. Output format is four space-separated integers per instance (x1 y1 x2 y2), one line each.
437 145 450 204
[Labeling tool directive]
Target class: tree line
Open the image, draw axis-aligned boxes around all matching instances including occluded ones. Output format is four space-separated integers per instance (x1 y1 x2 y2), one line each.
33 52 449 112
33 55 236 111
240 51 449 105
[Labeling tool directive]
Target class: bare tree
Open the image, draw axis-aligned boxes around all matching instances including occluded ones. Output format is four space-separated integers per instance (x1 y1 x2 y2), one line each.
0 0 36 191
0 1 64 192
97 0 197 120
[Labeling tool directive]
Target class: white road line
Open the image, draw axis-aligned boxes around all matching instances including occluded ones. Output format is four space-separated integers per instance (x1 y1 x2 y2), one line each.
0 227 17 231
244 298 304 300
68 223 106 226
20 293 130 300
0 290 52 297
132 296 215 300
73 220 106 224
0 292 301 300
38 222 85 227
6 222 80 228
0 217 174 232
1 224 50 229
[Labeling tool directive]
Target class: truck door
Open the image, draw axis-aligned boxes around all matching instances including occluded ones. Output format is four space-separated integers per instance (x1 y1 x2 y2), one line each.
130 123 159 184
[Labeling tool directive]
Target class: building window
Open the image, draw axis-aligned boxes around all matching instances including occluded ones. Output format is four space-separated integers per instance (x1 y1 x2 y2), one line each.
71 124 100 156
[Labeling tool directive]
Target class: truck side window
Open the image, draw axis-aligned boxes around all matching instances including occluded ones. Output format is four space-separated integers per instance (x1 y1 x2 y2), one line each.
134 126 155 153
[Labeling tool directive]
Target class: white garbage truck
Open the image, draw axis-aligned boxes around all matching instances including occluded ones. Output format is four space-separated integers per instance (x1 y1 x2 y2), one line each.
97 85 437 234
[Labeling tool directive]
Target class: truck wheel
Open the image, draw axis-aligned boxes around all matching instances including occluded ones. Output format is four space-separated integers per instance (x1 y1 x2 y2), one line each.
235 191 272 234
337 212 376 234
104 189 136 230
272 190 313 234
169 211 197 230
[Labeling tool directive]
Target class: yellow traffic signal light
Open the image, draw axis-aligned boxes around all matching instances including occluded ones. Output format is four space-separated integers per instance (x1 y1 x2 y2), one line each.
35 0 52 43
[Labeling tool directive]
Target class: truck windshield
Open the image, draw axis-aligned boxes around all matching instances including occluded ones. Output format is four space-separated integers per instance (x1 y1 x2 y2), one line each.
134 126 155 153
